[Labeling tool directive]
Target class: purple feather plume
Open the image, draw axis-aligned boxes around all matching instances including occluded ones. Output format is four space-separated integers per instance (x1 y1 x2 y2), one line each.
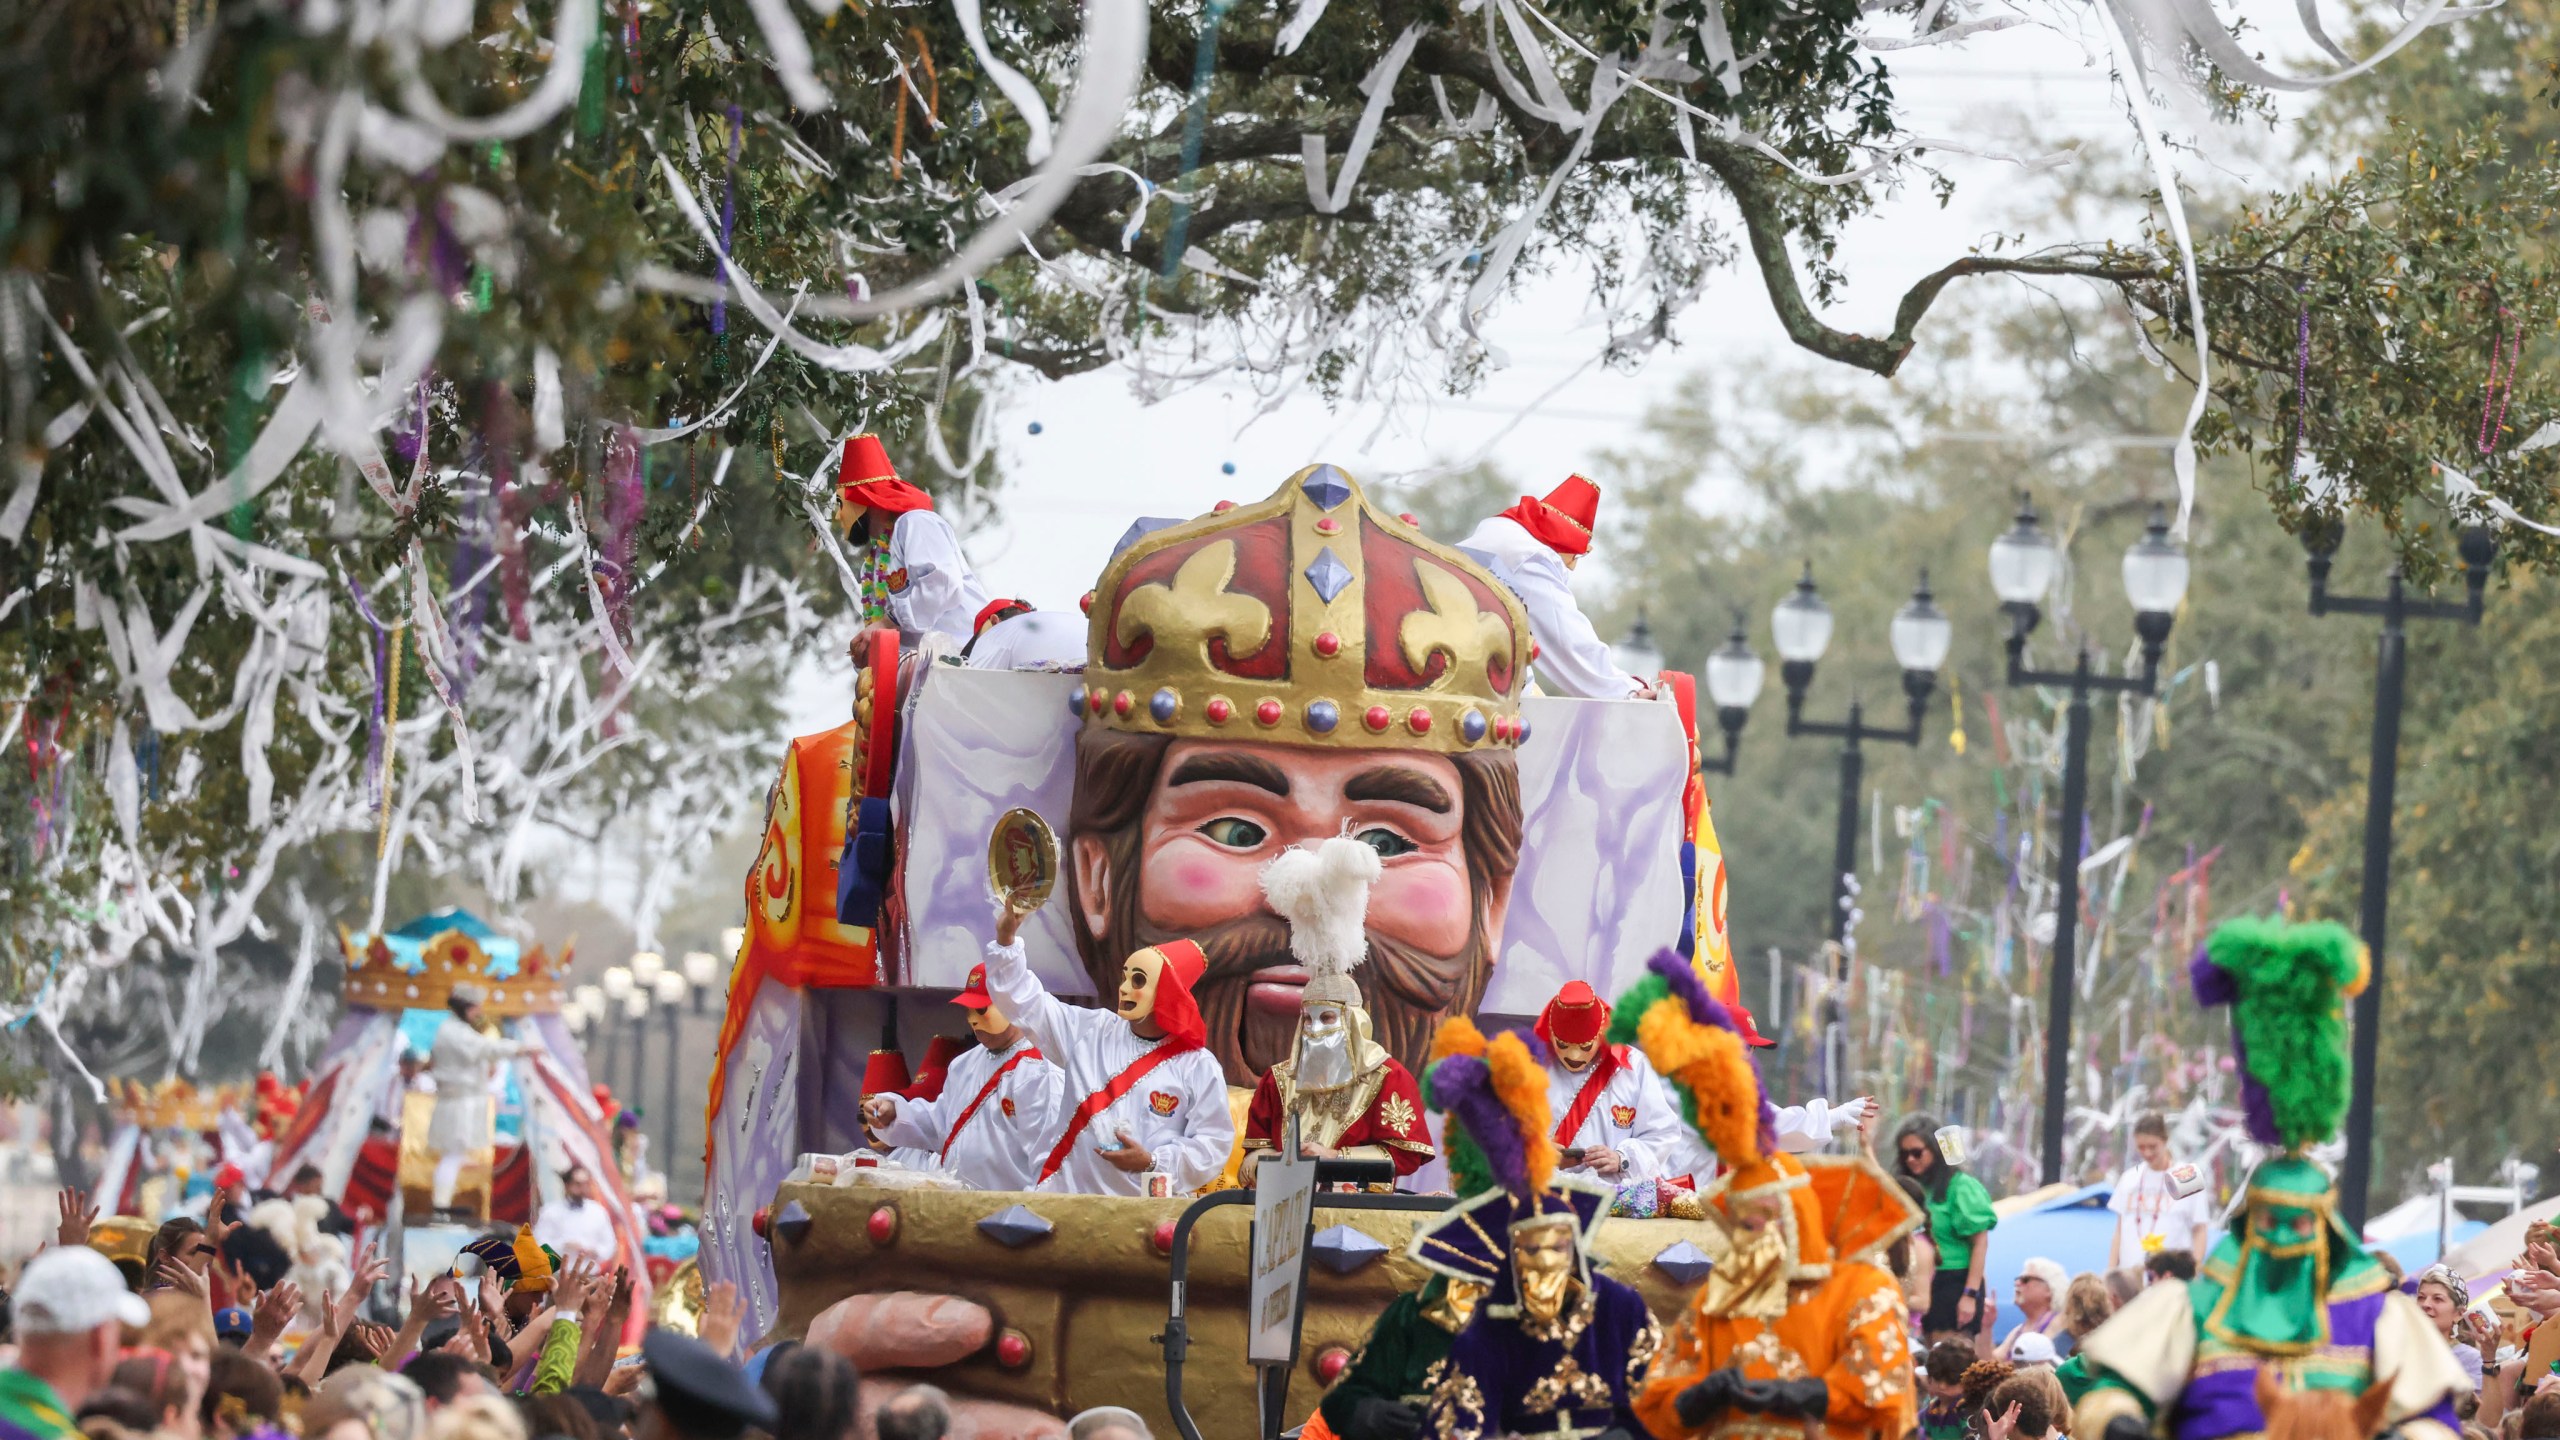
2189 948 2238 1007
1431 1053 1530 1198
2190 947 2279 1145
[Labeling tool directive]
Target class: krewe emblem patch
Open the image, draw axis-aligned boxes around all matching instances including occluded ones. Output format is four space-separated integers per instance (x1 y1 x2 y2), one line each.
1610 1104 1637 1128
1148 1090 1180 1117
1000 1098 1016 1119
885 567 910 594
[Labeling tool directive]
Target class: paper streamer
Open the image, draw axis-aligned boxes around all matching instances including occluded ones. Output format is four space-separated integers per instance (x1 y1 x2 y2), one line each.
1275 0 1332 55
2132 0 2487 92
649 162 948 373
2437 458 2560 536
1302 25 1425 215
114 380 324 542
952 0 1049 159
743 0 832 112
395 0 599 142
2092 1 2205 536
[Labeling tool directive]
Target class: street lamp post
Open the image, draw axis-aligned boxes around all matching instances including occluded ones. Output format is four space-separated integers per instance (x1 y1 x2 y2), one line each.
1989 496 2190 1186
1774 564 1952 1098
653 971 690 1184
682 951 721 1016
598 968 633 1096
620 988 652 1140
2304 524 2494 1232
1697 614 1766 775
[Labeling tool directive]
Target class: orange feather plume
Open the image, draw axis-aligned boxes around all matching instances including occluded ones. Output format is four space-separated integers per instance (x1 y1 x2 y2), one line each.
1484 1030 1558 1196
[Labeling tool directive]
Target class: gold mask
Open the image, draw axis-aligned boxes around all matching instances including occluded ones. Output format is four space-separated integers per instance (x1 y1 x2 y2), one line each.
1424 1278 1492 1333
1513 1220 1579 1324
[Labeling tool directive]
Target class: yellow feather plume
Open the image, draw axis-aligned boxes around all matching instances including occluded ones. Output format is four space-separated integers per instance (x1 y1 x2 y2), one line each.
1635 1001 1762 1177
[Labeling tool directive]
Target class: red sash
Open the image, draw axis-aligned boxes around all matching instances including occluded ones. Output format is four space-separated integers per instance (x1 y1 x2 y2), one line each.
1038 1042 1187 1184
1552 1047 1625 1148
938 1046 1044 1165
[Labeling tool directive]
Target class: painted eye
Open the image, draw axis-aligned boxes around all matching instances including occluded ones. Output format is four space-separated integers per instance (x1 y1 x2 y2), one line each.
1355 826 1417 858
1198 817 1268 848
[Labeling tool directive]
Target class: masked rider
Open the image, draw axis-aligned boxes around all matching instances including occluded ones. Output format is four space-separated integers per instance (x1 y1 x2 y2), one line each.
1412 1018 1659 1440
1536 981 1686 1186
979 896 1235 1196
1242 837 1434 1185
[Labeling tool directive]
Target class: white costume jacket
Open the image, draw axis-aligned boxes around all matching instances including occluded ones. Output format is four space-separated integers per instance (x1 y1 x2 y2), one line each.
981 939 1234 1197
1543 1045 1688 1184
883 510 991 645
425 1018 519 1156
1455 514 1641 698
874 1034 1065 1192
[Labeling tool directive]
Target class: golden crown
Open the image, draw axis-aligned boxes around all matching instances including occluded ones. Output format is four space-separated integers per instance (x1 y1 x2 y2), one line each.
1075 465 1531 754
111 1078 244 1131
339 926 571 1016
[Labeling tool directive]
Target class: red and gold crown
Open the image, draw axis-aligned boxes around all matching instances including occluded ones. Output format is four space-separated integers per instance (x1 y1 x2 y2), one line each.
338 927 572 1016
112 1078 245 1131
1074 464 1531 753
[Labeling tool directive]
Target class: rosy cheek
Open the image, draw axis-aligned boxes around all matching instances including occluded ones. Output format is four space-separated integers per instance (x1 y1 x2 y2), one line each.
1369 861 1472 954
1139 839 1265 929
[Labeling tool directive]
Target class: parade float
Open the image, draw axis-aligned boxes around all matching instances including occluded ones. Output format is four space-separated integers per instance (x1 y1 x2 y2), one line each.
702 464 1770 1433
263 908 649 1305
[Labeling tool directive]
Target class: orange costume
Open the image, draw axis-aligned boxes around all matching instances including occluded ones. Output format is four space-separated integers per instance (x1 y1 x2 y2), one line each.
1608 951 1925 1440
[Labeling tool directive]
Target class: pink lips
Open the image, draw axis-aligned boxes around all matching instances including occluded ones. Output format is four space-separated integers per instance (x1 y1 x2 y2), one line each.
1246 965 1311 1015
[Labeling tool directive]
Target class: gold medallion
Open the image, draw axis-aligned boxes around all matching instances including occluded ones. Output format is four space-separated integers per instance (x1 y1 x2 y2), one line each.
987 807 1061 911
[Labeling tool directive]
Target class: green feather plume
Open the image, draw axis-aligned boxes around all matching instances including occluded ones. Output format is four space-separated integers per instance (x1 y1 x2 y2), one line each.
2200 915 2363 1152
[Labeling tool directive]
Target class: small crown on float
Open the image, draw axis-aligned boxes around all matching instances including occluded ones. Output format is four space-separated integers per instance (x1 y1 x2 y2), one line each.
1073 464 1533 753
111 1078 243 1132
338 926 571 1016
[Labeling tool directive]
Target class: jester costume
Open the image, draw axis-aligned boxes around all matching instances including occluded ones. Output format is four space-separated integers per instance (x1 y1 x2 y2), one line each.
2071 918 2464 1440
1310 1276 1485 1440
1412 1019 1660 1440
1615 952 1923 1440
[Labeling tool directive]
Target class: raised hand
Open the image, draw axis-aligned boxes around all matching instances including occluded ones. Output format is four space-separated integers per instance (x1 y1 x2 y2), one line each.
478 1269 506 1324
248 1280 302 1356
551 1253 596 1317
157 1256 211 1300
55 1187 97 1248
699 1281 744 1360
1985 1400 2024 1440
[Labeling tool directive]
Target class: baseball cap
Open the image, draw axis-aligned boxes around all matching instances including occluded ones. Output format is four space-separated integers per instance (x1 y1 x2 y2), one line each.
2009 1330 2059 1366
15 1245 150 1334
213 1306 255 1343
952 964 993 1009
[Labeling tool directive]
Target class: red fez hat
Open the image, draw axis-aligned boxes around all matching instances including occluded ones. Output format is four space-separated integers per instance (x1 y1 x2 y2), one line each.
972 599 1030 638
861 1049 913 1098
1498 475 1601 556
902 1035 971 1102
837 435 935 516
1535 980 1611 1048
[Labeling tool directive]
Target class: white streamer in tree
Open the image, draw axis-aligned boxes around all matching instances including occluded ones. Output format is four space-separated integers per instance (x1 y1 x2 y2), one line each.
397 0 599 142
743 0 833 113
952 0 1055 163
2093 0 2205 537
1303 25 1425 215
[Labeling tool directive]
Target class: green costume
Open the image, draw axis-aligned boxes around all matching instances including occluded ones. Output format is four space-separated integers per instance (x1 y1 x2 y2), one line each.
1317 1277 1472 1440
2071 919 2463 1440
1925 1171 1996 1270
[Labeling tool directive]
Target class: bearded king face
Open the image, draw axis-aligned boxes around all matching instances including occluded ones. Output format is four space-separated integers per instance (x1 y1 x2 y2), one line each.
1066 464 1532 1087
1071 734 1519 1082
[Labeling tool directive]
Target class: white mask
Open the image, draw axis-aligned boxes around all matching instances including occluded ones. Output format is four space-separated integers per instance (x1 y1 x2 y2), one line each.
1294 1003 1354 1091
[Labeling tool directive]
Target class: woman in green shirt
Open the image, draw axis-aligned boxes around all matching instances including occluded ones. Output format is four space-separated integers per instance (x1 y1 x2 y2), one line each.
1894 1114 1996 1340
